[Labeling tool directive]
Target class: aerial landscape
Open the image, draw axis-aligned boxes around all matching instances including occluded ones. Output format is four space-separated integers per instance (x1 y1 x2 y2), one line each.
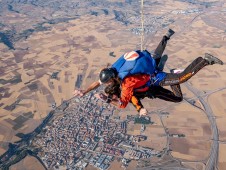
0 0 226 170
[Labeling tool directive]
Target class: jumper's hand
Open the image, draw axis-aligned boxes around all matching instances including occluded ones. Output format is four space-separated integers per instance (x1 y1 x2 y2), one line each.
94 93 107 101
139 108 148 117
73 89 85 97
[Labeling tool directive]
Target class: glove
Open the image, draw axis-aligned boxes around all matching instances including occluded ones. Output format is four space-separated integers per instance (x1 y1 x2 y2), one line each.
94 93 107 101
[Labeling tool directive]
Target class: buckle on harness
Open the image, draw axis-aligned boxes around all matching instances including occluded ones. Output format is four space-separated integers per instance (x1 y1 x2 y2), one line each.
150 73 159 86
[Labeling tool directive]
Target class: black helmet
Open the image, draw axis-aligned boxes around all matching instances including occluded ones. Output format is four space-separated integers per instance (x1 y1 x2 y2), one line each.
99 68 117 83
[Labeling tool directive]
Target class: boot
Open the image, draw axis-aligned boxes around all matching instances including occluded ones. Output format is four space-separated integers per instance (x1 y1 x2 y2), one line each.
170 68 184 74
204 53 223 65
165 29 175 39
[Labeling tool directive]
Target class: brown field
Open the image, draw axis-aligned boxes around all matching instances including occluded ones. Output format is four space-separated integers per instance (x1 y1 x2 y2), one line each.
161 102 211 161
219 144 226 170
182 162 205 170
10 156 45 170
108 160 124 170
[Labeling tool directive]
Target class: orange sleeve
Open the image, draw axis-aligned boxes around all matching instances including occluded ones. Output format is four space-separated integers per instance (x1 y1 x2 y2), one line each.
119 77 135 108
131 96 143 111
119 74 150 108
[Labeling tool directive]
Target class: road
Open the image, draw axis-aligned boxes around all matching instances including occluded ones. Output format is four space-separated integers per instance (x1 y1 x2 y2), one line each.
184 83 219 170
141 82 223 170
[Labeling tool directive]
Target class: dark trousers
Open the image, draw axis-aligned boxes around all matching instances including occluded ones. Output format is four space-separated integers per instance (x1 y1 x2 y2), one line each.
135 85 183 103
152 35 183 101
152 36 168 66
135 35 183 103
160 57 209 86
152 86 183 102
135 57 209 103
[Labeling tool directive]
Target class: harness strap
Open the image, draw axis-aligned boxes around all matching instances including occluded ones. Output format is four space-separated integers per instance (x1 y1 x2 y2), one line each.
134 73 157 92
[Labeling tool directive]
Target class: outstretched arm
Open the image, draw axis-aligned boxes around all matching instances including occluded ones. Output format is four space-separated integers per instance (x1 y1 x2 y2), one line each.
83 81 101 95
73 81 101 97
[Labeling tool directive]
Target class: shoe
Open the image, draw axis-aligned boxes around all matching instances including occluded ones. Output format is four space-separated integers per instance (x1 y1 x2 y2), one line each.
170 68 183 73
204 53 223 65
170 68 175 73
166 29 175 39
171 69 184 74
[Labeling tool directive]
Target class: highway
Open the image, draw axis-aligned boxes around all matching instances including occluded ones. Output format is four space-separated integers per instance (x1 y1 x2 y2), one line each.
184 83 219 170
142 82 223 170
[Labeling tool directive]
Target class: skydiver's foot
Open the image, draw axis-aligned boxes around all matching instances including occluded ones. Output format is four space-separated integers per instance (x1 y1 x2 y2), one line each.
170 68 184 74
204 53 223 65
165 28 175 39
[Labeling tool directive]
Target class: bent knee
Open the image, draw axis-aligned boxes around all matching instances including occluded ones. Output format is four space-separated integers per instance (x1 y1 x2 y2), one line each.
179 97 183 102
175 97 183 102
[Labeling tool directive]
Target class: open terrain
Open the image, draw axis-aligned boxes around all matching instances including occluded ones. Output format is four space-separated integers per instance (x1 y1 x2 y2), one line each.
0 0 226 169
